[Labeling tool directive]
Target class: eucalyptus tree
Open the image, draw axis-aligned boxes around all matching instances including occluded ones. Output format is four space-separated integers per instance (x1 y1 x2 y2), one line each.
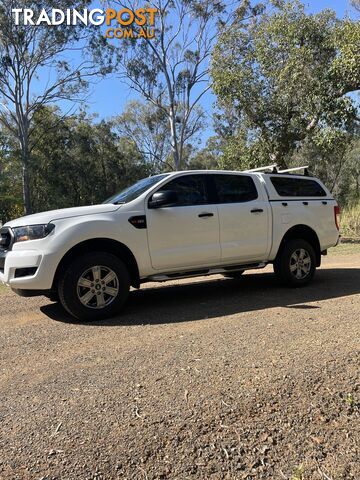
0 0 112 214
114 100 173 172
108 0 259 170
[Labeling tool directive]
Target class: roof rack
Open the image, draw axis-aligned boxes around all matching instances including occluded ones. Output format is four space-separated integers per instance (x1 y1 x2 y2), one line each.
244 164 311 176
278 166 310 176
244 164 278 173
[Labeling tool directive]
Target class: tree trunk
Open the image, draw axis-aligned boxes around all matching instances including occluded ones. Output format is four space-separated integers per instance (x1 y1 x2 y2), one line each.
21 139 32 215
169 107 180 170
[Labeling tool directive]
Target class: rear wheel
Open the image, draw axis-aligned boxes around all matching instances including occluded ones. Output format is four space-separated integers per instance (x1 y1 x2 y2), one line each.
58 252 130 321
274 239 316 287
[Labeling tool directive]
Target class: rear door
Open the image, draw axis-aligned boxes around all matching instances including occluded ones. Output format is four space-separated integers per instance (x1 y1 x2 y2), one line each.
146 174 220 270
210 173 271 263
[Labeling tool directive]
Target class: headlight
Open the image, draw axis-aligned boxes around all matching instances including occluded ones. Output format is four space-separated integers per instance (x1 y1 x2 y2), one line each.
12 224 55 243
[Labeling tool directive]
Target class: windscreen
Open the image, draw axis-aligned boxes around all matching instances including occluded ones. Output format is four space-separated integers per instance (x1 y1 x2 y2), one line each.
104 174 170 204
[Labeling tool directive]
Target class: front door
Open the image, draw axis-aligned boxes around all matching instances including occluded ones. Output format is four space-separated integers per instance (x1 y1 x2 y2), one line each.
146 174 220 271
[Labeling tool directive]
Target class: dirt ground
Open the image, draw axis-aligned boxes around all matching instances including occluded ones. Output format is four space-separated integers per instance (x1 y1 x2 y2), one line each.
0 245 359 480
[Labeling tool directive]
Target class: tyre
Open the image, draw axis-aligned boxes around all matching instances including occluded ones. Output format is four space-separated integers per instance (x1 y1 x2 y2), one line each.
58 252 130 321
47 291 59 302
274 239 316 287
223 270 245 279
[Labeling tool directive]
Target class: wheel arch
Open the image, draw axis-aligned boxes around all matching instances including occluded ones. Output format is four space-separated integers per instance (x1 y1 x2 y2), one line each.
276 225 321 267
52 238 140 291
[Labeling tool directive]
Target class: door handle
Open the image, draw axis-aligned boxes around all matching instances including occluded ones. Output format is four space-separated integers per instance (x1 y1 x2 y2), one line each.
198 212 214 218
250 208 264 213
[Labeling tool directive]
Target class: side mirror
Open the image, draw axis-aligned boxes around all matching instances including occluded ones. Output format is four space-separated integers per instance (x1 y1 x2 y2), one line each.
148 190 178 209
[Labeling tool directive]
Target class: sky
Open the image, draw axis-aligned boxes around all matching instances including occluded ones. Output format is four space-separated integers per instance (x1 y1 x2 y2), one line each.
80 1 357 122
31 0 358 143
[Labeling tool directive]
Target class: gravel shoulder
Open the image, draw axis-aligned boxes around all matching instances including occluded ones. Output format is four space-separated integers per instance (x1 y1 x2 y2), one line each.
0 247 359 479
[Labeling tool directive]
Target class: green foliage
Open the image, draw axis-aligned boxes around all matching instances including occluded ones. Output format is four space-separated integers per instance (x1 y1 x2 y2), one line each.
187 137 222 170
211 0 360 169
291 128 358 201
30 108 150 212
0 107 150 222
0 130 23 222
114 101 172 172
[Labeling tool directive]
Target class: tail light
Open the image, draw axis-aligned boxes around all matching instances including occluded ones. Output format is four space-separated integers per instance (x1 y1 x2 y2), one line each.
334 205 340 231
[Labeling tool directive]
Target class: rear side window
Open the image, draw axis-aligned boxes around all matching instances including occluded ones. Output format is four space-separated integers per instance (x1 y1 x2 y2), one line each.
270 177 326 197
157 174 208 206
213 174 258 203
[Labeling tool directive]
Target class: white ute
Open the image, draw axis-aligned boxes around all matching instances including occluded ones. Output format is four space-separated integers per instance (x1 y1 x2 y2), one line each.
0 166 340 321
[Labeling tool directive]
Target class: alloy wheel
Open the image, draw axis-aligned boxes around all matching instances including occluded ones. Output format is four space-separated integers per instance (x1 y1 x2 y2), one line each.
289 248 312 280
77 265 119 309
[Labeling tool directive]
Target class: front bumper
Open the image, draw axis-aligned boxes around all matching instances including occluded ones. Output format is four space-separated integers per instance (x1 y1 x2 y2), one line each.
0 248 57 290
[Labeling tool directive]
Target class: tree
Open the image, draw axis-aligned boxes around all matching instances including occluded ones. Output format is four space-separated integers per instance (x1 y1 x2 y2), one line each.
211 1 360 168
0 127 23 223
292 128 357 200
114 100 173 172
187 136 222 170
110 0 256 170
0 0 111 214
28 107 150 213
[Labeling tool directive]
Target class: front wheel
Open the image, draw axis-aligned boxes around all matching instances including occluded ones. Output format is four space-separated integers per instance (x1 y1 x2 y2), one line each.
58 252 130 321
274 239 316 287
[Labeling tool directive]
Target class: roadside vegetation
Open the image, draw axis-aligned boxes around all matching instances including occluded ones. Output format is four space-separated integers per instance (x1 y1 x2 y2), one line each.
341 203 360 239
329 242 360 255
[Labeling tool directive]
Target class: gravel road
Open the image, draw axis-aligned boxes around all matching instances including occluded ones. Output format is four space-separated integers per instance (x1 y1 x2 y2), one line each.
0 251 359 480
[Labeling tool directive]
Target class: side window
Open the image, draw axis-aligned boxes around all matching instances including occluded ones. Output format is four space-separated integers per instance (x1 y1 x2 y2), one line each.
213 174 258 203
270 177 326 197
157 175 208 206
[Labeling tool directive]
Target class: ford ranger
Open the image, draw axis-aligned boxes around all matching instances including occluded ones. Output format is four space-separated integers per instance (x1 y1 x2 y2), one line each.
0 166 340 320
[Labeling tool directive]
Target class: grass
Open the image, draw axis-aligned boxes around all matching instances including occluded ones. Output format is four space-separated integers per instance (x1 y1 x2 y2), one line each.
0 283 10 295
341 202 360 239
329 242 360 255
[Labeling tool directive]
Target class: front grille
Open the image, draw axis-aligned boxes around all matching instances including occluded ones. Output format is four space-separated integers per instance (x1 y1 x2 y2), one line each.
0 227 13 251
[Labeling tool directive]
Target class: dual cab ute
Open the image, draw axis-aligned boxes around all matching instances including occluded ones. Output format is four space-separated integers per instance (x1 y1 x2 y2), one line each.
0 166 340 321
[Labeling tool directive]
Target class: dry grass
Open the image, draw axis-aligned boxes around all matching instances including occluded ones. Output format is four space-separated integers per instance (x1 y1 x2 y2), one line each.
329 242 360 255
341 202 360 239
0 283 10 295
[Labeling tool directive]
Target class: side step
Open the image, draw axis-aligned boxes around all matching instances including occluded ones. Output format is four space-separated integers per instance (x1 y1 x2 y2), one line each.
146 262 267 282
